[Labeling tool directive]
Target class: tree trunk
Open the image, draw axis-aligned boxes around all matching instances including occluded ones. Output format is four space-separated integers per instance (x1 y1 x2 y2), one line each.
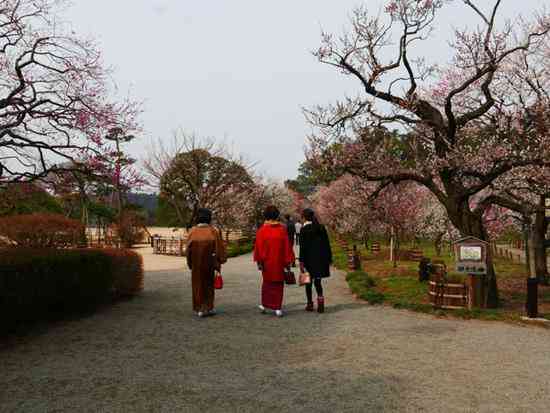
390 227 398 268
389 228 394 266
170 200 188 228
79 198 88 247
363 232 369 250
523 220 531 276
98 221 102 245
484 252 499 309
532 197 549 285
188 204 200 228
447 203 499 308
114 137 123 219
434 233 444 256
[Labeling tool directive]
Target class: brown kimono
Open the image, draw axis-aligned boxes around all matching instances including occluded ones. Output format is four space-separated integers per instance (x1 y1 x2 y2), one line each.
186 224 227 312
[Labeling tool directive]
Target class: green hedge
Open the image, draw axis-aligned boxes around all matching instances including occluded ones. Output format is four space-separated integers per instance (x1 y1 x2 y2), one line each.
0 248 143 334
107 248 145 296
227 241 254 258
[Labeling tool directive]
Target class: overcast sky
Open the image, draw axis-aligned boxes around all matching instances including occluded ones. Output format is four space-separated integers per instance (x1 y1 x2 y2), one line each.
64 0 547 181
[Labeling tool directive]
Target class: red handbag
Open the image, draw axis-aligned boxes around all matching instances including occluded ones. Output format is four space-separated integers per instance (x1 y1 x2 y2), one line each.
214 272 224 289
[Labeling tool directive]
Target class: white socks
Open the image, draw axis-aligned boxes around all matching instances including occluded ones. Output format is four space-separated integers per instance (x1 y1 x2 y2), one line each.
259 305 283 317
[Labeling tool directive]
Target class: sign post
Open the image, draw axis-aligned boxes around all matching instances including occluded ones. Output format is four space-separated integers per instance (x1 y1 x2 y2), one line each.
454 237 488 310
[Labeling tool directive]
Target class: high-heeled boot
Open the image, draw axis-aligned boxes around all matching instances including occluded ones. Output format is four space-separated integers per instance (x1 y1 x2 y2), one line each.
317 297 325 313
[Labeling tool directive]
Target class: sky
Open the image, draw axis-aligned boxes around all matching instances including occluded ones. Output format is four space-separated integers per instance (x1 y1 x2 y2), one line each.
64 0 547 181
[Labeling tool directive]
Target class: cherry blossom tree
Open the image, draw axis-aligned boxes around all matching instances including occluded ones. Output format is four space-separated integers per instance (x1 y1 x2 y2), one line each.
313 175 371 239
248 177 296 227
0 0 140 182
307 1 550 307
313 175 430 254
474 37 550 284
488 166 550 283
288 189 309 219
370 183 427 245
415 188 467 256
213 185 256 239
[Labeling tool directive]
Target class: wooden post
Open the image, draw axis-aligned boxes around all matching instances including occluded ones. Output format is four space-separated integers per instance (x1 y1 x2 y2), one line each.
390 228 395 266
432 264 446 308
467 274 483 310
347 245 361 271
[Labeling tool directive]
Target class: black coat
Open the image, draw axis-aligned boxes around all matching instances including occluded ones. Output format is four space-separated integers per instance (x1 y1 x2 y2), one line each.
299 223 332 278
286 220 296 242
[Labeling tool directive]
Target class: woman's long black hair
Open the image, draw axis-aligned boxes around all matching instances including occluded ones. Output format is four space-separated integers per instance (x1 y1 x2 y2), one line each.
302 208 319 225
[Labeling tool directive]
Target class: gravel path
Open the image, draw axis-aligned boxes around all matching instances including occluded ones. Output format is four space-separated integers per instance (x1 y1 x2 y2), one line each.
1 248 550 412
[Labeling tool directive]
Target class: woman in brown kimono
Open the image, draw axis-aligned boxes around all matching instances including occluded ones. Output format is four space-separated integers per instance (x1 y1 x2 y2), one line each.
186 208 227 317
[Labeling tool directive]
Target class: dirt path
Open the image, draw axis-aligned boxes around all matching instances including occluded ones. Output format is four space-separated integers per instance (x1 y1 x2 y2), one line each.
1 248 550 412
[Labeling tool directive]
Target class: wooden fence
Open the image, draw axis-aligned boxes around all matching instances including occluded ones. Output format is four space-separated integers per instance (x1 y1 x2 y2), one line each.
492 242 526 264
428 280 468 310
151 232 252 257
152 237 187 256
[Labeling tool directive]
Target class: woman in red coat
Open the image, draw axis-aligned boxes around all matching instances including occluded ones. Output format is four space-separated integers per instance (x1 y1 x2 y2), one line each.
254 205 295 317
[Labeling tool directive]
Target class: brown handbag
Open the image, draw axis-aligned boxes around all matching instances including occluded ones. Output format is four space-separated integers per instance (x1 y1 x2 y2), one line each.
299 272 311 286
284 269 296 285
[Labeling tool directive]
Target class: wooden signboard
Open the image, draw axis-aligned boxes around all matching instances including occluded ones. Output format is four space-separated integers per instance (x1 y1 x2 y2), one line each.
454 237 488 275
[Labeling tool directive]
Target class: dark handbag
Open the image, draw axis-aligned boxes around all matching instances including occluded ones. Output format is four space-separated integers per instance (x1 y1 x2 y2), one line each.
284 269 296 285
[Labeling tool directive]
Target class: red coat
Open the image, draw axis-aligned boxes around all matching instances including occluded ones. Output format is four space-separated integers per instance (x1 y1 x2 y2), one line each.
254 223 295 282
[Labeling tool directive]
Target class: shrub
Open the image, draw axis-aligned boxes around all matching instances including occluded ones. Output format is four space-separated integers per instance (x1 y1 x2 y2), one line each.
346 271 385 304
0 213 83 248
114 210 146 248
0 183 63 216
107 249 145 296
361 289 386 304
227 240 254 258
0 248 143 334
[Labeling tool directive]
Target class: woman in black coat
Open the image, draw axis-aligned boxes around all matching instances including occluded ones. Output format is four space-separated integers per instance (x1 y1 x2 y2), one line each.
299 208 332 313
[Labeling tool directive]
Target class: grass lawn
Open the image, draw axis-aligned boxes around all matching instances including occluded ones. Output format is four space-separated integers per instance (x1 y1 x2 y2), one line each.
332 238 550 323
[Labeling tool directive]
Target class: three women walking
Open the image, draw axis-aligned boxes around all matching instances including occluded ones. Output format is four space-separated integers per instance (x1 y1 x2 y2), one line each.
186 205 332 318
